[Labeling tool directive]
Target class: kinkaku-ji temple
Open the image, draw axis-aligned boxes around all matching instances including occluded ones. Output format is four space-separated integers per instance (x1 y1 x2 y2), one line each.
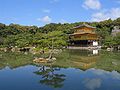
69 24 99 47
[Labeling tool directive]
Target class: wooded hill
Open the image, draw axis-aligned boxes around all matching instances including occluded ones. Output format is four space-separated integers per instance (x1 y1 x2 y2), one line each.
0 17 120 48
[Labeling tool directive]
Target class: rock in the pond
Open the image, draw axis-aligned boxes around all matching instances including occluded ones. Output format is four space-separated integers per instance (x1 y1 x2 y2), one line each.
107 48 113 51
33 58 48 63
46 57 56 61
52 57 56 61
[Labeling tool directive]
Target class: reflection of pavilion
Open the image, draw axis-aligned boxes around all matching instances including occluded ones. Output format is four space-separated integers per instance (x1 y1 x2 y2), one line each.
69 49 99 56
72 56 99 70
68 49 99 70
92 49 98 55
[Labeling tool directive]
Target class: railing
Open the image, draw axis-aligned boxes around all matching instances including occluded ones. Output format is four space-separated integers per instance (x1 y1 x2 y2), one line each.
70 36 97 40
75 30 96 34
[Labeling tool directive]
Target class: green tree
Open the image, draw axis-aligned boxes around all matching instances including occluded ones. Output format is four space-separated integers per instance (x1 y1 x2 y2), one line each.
15 33 33 48
114 32 120 45
4 35 16 47
104 36 113 47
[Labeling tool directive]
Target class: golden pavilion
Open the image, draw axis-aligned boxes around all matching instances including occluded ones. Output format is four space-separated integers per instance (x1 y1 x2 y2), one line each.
69 24 98 46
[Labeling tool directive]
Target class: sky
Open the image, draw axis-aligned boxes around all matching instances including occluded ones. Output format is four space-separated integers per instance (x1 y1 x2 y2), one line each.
0 0 120 26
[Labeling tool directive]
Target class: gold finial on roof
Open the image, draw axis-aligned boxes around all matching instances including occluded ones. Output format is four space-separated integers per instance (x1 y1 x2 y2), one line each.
83 22 86 25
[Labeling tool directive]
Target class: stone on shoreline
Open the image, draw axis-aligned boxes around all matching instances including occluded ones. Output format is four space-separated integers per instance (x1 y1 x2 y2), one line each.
33 57 56 63
33 58 48 63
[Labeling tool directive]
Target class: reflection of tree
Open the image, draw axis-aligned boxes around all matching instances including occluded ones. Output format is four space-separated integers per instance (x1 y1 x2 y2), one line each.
34 65 66 88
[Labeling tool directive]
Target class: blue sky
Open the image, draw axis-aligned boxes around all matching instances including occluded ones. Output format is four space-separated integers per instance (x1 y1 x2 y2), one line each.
0 0 120 26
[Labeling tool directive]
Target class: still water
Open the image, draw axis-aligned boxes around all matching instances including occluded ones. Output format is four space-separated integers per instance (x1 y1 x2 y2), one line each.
0 50 120 90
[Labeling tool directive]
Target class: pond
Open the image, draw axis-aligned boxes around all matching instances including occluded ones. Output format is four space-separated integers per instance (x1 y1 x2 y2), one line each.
0 49 120 90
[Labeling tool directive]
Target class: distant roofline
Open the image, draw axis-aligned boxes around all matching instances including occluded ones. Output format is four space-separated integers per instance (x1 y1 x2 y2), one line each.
73 24 96 29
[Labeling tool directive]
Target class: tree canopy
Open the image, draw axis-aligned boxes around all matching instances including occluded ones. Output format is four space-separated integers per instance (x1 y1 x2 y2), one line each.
0 17 120 48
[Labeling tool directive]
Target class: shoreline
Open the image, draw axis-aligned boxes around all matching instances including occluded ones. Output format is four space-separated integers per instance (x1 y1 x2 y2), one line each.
67 46 101 50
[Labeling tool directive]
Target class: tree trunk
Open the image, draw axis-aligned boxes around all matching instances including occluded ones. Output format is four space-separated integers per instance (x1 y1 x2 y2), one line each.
48 38 54 60
48 51 53 60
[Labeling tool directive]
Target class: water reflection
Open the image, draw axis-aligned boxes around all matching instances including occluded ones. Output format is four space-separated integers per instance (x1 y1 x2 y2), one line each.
93 49 99 55
32 66 120 90
82 68 120 90
67 49 99 56
89 68 120 80
0 65 120 90
0 50 120 72
55 49 100 70
0 49 120 90
83 78 102 90
34 65 66 88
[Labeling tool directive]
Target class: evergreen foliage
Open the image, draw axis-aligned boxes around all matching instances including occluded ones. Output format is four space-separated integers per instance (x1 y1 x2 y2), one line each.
0 18 120 48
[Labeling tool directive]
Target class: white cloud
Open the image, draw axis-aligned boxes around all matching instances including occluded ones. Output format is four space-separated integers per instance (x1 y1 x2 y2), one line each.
92 12 109 22
83 0 101 10
42 9 51 13
83 78 102 90
110 8 120 18
59 19 68 24
92 8 120 21
37 16 52 23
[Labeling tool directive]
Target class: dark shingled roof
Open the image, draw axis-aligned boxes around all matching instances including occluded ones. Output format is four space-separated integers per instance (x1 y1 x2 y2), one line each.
73 24 96 29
